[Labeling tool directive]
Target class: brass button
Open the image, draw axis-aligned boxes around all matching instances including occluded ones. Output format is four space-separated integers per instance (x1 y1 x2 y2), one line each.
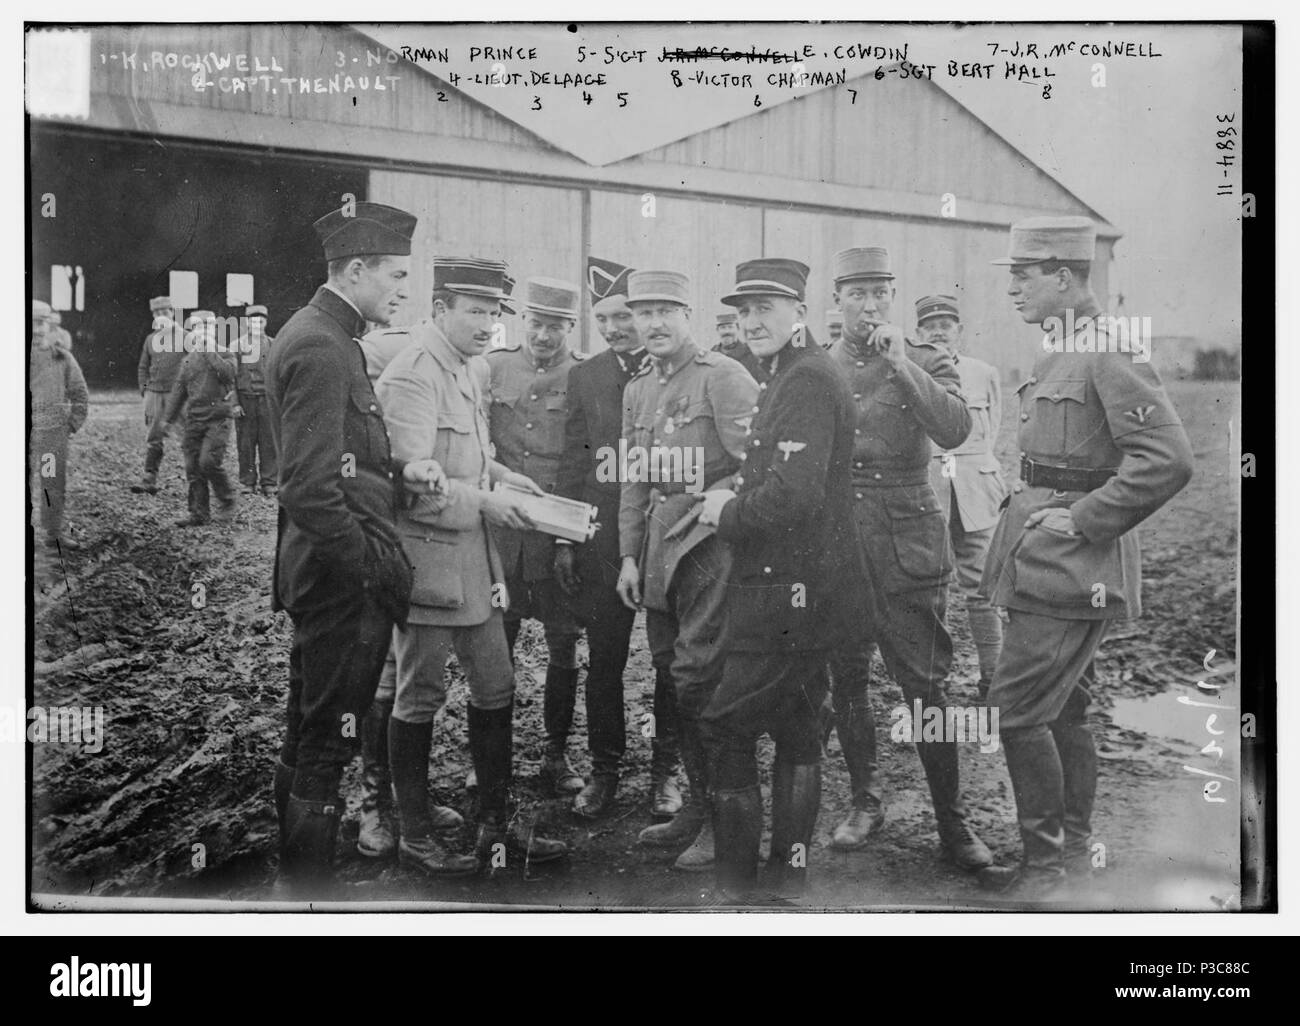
752 439 760 446
1020 413 1029 421
658 495 667 503
853 393 862 400
739 454 747 462
1052 392 1061 400
526 423 534 430
1028 376 1037 385
752 405 760 413
855 492 863 500
1013 483 1024 493
763 566 772 574
531 394 538 401
856 360 865 368
873 473 882 480
759 382 768 390
735 476 745 487
523 450 531 457
369 403 377 412
900 403 908 410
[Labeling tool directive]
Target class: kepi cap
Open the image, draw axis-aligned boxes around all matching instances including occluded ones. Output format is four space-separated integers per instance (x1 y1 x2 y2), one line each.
149 296 174 313
627 270 691 307
433 256 513 304
716 311 738 326
314 201 417 261
245 304 268 318
992 216 1096 265
825 310 844 327
521 277 580 319
833 247 894 283
915 294 960 324
721 258 809 305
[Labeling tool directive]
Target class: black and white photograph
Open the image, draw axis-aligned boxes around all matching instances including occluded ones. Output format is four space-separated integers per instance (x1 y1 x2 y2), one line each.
22 15 1271 922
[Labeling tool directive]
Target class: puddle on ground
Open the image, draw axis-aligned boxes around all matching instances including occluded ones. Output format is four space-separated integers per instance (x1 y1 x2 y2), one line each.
1107 689 1237 749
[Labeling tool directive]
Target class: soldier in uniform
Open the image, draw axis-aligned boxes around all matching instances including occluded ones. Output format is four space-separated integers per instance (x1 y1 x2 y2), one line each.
132 296 186 494
712 309 763 379
375 256 568 875
30 300 89 551
921 295 1007 700
696 259 868 902
232 304 278 496
824 310 844 348
555 257 681 820
616 270 759 872
486 278 587 796
163 311 239 527
978 217 1193 898
825 247 992 872
265 201 435 893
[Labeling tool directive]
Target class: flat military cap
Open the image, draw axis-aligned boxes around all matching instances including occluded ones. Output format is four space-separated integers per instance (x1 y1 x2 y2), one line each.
992 216 1096 265
825 310 844 327
722 258 810 305
627 270 691 306
915 294 960 324
522 277 580 319
833 247 894 283
313 201 417 261
433 256 512 302
245 304 268 318
716 311 739 326
149 296 174 313
32 300 51 319
588 256 634 303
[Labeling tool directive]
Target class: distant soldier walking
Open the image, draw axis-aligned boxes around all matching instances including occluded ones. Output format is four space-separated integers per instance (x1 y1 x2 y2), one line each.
132 296 186 494
979 217 1193 899
30 300 89 551
232 305 278 496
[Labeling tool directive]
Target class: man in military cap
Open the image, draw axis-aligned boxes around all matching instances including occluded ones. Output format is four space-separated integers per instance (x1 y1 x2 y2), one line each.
824 246 992 872
616 269 759 872
232 304 278 496
374 256 568 875
163 311 239 527
695 258 868 902
132 296 186 494
824 310 844 348
712 309 763 379
265 201 439 893
555 257 681 820
30 299 89 552
979 217 1192 898
920 295 1006 700
485 277 587 796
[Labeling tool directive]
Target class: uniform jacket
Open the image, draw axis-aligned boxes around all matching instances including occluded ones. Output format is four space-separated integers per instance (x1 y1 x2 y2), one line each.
619 343 758 610
265 286 412 622
234 333 275 398
830 333 972 594
928 352 1006 532
714 336 872 652
30 341 89 434
486 342 581 582
374 319 506 628
137 322 187 393
164 350 237 423
359 328 419 385
712 339 764 381
981 305 1193 620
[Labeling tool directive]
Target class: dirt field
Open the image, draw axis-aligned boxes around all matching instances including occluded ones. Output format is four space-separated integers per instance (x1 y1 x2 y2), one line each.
29 377 1241 911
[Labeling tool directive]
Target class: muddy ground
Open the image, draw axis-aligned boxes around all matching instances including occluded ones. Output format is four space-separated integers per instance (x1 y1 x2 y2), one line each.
29 378 1241 912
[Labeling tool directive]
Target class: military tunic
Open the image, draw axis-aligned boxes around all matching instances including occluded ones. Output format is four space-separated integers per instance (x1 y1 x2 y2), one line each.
711 339 764 381
373 319 515 719
827 333 972 712
980 307 1193 728
165 350 238 520
30 340 89 543
234 331 278 489
619 343 758 716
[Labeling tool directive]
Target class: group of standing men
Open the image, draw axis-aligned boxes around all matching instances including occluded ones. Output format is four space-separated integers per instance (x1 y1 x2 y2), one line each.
256 199 1192 904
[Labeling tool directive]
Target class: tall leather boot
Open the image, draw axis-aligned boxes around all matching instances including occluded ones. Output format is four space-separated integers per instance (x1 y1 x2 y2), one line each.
471 703 568 864
1052 716 1097 880
766 757 821 899
917 735 992 871
712 785 762 903
277 796 341 899
176 480 209 526
672 720 714 872
540 666 583 795
272 758 295 861
357 701 396 858
979 724 1067 899
649 666 682 819
638 717 707 851
390 717 478 877
830 697 885 850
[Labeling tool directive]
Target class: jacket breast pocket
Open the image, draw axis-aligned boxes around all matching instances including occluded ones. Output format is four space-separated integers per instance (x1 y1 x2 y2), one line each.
1010 513 1127 614
400 528 465 609
435 412 477 478
885 485 952 584
870 385 916 454
1030 379 1088 456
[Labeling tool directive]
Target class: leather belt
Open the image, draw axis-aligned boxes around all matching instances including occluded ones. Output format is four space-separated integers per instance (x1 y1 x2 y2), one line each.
1020 457 1117 492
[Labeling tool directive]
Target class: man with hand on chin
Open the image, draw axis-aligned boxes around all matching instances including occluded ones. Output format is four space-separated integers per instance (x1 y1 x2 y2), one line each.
376 256 568 876
695 259 867 903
